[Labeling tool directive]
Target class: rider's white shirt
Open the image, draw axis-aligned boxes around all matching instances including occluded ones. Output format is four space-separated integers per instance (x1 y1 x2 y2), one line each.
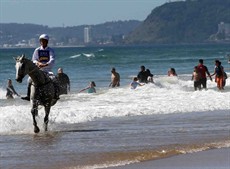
32 46 55 72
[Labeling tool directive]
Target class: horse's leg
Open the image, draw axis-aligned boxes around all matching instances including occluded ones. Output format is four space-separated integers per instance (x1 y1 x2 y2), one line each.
43 106 51 131
31 105 40 133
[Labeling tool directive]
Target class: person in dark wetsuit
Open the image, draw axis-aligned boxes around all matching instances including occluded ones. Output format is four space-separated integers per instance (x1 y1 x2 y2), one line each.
137 65 148 83
197 59 212 89
6 79 20 99
56 68 70 95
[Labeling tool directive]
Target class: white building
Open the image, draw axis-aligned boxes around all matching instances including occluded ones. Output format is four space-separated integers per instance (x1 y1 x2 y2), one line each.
84 27 91 43
218 22 230 35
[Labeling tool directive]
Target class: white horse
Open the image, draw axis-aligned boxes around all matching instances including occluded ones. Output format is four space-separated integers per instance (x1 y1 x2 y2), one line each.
15 55 59 133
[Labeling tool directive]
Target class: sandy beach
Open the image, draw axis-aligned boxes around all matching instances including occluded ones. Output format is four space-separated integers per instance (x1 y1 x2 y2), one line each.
108 148 230 169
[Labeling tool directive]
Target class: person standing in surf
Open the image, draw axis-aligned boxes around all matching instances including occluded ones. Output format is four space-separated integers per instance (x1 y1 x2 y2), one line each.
191 66 201 91
56 67 70 94
21 34 57 101
197 59 212 89
211 60 225 90
137 65 148 83
109 67 120 88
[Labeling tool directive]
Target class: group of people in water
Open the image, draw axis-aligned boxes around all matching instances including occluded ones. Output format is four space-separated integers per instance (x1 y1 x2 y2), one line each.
4 33 229 99
105 58 228 91
79 67 121 93
192 59 227 91
85 58 228 92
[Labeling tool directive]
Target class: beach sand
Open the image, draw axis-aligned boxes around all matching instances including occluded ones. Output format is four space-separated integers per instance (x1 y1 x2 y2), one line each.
107 148 230 169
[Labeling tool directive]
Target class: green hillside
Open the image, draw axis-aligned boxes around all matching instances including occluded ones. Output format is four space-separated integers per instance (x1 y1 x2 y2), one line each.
125 0 230 44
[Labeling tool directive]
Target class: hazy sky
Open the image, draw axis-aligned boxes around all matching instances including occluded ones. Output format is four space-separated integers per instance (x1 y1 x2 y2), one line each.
0 0 168 27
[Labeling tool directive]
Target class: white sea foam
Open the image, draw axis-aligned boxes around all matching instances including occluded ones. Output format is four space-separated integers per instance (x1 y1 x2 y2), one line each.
69 54 81 58
98 48 104 52
0 88 6 99
82 53 95 58
0 76 229 134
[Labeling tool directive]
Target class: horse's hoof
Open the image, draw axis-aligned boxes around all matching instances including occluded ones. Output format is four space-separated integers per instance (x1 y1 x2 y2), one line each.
34 126 40 133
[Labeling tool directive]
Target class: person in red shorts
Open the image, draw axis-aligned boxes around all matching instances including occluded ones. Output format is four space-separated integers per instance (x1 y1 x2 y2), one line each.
211 60 225 90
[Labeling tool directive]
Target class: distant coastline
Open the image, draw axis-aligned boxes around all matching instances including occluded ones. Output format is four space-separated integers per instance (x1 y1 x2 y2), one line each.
1 42 230 50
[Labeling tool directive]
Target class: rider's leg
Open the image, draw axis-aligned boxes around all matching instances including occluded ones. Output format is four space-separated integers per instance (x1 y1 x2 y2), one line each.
53 78 60 100
21 77 31 101
50 74 60 100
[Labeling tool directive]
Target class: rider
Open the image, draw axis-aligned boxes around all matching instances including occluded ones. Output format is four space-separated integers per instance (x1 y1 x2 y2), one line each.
21 34 57 101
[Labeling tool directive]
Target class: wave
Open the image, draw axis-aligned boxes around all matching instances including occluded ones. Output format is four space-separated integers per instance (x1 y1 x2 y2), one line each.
0 76 229 134
69 53 95 59
69 54 81 58
82 53 95 58
98 49 104 52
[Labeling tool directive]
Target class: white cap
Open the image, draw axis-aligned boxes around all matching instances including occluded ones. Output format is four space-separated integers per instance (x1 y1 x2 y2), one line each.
39 34 49 41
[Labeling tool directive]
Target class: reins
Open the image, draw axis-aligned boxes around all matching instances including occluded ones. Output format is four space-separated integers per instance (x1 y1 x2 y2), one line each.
28 67 37 75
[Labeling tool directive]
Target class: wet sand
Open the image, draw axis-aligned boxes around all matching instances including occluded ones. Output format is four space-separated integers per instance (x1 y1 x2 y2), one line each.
108 148 230 169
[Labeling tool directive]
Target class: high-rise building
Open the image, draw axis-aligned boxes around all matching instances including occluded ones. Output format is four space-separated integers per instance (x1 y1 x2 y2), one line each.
218 22 230 35
84 27 91 43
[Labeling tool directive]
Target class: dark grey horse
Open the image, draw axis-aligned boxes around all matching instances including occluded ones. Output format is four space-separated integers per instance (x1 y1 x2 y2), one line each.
15 55 59 133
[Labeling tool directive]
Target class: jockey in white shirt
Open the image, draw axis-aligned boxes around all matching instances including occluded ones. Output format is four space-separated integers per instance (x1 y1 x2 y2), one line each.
32 34 55 73
21 34 57 101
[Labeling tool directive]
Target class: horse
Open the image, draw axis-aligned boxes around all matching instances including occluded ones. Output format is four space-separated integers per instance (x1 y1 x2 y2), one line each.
15 55 60 133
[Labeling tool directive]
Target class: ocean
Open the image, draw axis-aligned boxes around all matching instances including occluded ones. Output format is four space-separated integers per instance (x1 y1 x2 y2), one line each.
0 44 229 169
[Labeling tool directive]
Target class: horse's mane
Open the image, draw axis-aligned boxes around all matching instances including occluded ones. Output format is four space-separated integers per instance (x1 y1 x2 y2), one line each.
16 55 38 70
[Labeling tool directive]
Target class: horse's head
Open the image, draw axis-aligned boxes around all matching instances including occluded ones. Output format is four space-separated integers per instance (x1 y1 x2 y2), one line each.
14 54 28 83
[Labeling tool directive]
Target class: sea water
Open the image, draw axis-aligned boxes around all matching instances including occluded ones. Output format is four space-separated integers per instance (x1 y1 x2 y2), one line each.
0 44 229 169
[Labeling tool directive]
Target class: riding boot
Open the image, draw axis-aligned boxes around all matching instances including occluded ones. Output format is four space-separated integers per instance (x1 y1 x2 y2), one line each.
55 86 60 100
21 83 31 101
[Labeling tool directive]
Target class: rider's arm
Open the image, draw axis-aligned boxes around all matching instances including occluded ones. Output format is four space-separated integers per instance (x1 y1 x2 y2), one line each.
45 47 55 67
32 48 39 64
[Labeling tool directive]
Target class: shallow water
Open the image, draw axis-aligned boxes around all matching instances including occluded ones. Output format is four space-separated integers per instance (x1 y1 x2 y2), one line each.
0 109 229 169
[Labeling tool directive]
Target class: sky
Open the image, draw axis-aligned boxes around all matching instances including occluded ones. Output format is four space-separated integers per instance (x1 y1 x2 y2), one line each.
0 0 169 27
